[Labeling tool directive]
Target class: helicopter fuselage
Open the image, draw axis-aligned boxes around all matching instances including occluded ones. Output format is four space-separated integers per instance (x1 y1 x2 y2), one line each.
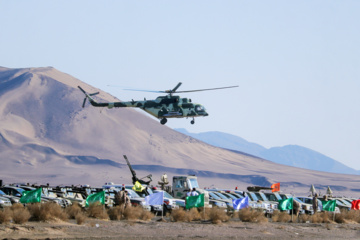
88 95 209 120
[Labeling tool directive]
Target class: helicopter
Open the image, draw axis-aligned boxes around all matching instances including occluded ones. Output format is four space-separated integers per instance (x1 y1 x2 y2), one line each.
78 82 238 125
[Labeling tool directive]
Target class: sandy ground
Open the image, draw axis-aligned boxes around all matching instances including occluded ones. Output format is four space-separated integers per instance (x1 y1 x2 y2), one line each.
1 217 360 240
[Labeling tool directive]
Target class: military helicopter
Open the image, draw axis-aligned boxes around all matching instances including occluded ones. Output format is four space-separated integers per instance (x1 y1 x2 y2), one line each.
78 82 238 125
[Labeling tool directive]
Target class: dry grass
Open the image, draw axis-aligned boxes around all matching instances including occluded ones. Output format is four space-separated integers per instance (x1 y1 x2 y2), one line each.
272 211 291 223
171 208 187 222
108 206 123 220
140 209 154 221
10 203 25 210
334 210 360 224
75 212 87 225
186 208 201 222
66 203 83 219
27 202 68 221
87 204 109 219
123 206 142 220
12 207 31 224
208 207 229 224
238 208 268 223
171 208 213 222
299 213 311 223
0 208 12 224
310 212 332 223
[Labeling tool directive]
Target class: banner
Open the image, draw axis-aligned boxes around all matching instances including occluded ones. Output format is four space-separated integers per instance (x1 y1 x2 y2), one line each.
232 196 249 210
20 187 42 203
186 194 204 209
86 191 105 207
271 183 280 192
133 181 145 192
145 192 164 206
351 200 360 210
321 200 336 212
278 198 293 211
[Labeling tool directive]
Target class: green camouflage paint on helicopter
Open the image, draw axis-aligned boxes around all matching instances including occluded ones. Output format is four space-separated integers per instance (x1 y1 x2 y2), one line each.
78 82 237 125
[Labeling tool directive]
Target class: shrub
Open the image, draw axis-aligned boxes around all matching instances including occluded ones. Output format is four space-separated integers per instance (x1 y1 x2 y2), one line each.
75 212 87 225
310 212 332 223
26 203 41 220
171 208 186 222
123 206 142 220
208 207 229 224
0 208 12 224
186 208 201 222
87 203 109 219
108 206 123 220
66 204 83 219
140 209 154 221
238 208 268 223
272 211 291 223
12 207 31 224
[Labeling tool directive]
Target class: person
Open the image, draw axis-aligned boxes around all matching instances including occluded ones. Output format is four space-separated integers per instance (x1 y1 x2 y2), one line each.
115 187 128 208
312 193 318 214
191 188 199 196
293 199 301 221
123 191 131 209
186 188 192 197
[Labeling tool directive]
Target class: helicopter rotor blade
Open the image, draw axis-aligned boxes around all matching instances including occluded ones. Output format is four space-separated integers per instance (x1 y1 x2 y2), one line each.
123 89 165 93
82 98 87 108
89 92 99 96
175 85 239 93
167 82 182 93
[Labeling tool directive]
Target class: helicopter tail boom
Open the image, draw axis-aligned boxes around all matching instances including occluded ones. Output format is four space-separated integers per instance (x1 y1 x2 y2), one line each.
78 86 110 108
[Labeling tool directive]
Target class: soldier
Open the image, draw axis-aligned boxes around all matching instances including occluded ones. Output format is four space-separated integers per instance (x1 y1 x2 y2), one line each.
114 187 126 207
312 193 318 214
123 191 131 210
293 199 301 221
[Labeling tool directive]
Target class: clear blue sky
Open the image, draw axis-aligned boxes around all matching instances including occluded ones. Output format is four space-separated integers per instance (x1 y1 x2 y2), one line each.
1 1 359 170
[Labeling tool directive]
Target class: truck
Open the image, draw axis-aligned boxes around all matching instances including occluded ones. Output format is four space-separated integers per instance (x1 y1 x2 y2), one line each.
170 175 211 208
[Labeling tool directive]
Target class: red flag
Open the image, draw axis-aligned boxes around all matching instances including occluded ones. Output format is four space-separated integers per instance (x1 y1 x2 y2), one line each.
271 183 280 192
351 200 360 210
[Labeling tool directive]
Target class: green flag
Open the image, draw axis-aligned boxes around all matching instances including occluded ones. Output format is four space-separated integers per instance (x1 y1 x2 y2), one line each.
186 194 204 209
321 200 336 212
20 187 42 203
278 198 293 211
86 191 105 207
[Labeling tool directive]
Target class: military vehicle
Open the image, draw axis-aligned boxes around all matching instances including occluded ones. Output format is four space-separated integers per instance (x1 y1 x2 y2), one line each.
170 175 211 208
78 82 238 125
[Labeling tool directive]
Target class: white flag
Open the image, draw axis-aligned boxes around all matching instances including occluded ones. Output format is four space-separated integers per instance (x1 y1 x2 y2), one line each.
145 192 164 205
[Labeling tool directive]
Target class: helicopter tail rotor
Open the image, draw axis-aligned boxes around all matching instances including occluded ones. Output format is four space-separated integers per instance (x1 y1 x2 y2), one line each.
78 86 99 108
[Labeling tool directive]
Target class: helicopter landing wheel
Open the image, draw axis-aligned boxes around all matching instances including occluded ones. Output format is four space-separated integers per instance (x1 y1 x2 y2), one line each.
160 118 167 125
191 119 195 124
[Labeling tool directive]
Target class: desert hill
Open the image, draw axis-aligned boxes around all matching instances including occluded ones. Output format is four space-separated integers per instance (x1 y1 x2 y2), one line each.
0 66 359 196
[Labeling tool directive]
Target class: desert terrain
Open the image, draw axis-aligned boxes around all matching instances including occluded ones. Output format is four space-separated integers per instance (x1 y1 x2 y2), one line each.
1 217 360 240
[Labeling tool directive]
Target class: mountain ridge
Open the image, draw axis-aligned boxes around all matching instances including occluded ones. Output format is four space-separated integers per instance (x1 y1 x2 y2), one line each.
175 128 359 175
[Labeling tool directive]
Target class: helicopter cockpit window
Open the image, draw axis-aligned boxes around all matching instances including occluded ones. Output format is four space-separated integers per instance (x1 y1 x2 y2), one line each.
195 105 205 112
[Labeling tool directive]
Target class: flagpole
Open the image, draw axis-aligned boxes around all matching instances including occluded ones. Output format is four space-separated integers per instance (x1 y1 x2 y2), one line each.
291 198 293 223
162 191 164 220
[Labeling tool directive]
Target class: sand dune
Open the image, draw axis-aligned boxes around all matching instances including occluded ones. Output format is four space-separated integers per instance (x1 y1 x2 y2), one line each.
0 66 359 196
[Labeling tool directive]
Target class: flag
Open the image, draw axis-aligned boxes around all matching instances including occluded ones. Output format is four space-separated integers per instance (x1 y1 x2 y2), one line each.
351 200 360 210
86 191 105 207
232 196 249 210
186 194 205 209
278 198 293 210
321 200 336 212
145 192 164 205
271 183 280 192
133 181 145 192
20 187 42 203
